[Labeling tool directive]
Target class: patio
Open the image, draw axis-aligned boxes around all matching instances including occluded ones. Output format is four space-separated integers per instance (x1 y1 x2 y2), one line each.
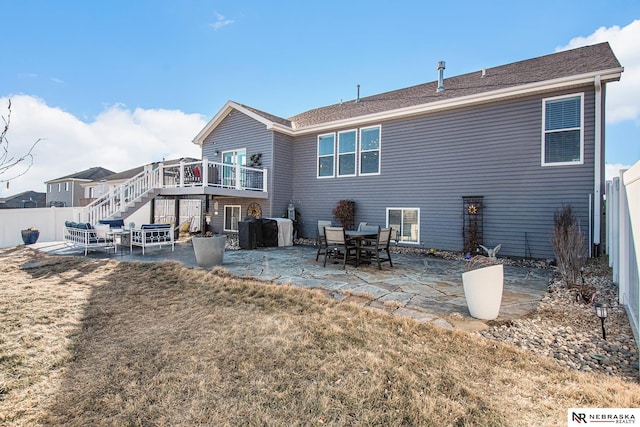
31 240 554 331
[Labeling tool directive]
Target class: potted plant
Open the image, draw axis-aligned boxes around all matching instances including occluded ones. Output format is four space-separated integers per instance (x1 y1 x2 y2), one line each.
332 199 355 230
21 227 40 245
192 234 226 267
461 255 504 320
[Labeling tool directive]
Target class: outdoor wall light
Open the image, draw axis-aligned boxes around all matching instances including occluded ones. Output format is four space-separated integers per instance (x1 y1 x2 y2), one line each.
594 302 608 340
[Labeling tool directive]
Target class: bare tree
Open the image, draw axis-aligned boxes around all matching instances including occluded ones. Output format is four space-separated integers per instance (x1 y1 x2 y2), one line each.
1 99 43 186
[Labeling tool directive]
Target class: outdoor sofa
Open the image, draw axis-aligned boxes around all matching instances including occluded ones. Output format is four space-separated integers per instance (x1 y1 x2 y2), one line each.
63 221 115 256
130 223 175 255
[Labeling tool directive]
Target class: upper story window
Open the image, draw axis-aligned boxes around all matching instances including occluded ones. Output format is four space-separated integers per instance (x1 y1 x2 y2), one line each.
360 126 381 175
64 182 69 191
48 184 52 193
338 130 357 177
542 94 583 166
318 134 335 178
317 125 381 178
58 183 61 192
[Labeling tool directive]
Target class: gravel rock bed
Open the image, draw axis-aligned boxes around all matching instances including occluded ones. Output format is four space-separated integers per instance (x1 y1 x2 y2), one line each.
479 258 639 383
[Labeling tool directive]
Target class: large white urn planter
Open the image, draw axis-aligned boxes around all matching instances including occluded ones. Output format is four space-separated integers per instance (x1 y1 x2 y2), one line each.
461 264 504 320
192 235 226 267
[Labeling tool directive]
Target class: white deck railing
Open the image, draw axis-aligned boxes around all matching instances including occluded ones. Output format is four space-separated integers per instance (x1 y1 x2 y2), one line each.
81 158 268 224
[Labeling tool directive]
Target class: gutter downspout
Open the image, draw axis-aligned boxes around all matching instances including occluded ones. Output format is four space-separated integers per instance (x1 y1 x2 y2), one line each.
593 75 602 255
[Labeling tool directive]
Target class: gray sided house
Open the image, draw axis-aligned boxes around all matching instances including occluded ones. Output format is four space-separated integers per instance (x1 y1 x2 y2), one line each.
45 167 114 207
193 43 622 259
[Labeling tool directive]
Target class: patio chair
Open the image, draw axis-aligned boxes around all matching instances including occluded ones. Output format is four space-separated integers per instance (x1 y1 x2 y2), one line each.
358 227 394 269
357 222 368 231
323 226 358 269
315 220 332 261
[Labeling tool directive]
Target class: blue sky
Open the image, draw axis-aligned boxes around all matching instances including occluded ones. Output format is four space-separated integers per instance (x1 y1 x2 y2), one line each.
1 0 639 197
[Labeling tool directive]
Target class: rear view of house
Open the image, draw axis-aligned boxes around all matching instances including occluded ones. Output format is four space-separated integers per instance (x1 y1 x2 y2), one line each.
192 42 622 259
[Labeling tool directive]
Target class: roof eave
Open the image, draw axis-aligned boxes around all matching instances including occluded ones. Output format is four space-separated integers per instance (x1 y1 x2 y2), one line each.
290 67 623 135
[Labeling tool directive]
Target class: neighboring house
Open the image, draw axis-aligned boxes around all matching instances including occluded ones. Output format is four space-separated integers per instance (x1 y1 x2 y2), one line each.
0 191 46 209
81 158 198 205
189 42 622 259
45 167 114 207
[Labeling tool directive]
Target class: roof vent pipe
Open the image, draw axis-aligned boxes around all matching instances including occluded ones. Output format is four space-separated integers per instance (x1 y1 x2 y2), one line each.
356 84 361 103
437 61 446 92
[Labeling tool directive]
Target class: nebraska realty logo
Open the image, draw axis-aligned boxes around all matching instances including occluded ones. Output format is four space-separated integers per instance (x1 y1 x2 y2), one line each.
568 408 639 425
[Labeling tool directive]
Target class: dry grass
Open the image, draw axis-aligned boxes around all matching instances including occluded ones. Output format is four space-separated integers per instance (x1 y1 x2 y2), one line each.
1 247 638 426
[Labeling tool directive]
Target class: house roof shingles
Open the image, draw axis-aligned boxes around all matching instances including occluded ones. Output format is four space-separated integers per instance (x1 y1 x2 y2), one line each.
282 42 621 129
46 166 115 183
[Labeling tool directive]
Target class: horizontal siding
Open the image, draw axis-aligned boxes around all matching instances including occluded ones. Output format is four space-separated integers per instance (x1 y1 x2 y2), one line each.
201 110 276 233
272 132 294 218
292 86 596 258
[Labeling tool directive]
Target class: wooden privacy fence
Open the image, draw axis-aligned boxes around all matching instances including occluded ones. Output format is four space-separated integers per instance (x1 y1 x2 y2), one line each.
607 161 640 345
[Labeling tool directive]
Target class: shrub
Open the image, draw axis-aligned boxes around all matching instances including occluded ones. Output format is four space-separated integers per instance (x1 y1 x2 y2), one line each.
332 200 355 230
552 205 587 289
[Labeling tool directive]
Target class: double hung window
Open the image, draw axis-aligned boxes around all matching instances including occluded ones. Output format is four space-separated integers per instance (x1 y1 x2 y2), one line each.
360 126 380 175
338 130 357 176
386 207 420 244
318 134 335 178
542 94 583 166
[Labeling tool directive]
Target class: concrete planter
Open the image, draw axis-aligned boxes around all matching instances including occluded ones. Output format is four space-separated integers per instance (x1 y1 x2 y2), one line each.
21 229 40 245
462 264 504 320
192 235 226 267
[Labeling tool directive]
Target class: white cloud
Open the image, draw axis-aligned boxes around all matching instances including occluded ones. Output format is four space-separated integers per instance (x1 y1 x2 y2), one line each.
0 95 206 197
557 20 640 124
210 12 234 31
605 162 633 182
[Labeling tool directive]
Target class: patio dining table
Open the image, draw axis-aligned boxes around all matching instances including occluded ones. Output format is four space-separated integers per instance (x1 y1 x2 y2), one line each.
345 229 378 266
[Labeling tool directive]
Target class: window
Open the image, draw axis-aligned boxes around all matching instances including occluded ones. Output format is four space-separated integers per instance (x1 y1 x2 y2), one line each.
65 182 69 191
48 184 52 193
224 205 241 232
360 126 381 175
542 94 583 166
89 187 95 198
58 183 61 192
337 130 356 176
317 133 335 178
386 207 420 244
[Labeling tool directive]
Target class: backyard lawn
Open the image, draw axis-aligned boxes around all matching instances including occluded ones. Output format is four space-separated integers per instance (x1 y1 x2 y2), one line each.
1 246 638 426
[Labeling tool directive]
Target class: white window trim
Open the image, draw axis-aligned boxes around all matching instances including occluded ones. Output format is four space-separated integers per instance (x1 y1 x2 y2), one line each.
386 207 420 245
223 205 241 232
541 93 584 167
337 129 358 177
58 183 61 192
359 125 382 176
65 182 70 191
317 132 336 179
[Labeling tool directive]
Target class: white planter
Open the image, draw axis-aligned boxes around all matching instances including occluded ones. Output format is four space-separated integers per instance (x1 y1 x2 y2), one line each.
192 235 226 267
461 264 504 320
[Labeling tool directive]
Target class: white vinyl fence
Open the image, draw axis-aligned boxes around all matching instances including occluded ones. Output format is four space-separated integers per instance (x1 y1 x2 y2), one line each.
0 204 154 250
0 207 78 249
607 161 640 344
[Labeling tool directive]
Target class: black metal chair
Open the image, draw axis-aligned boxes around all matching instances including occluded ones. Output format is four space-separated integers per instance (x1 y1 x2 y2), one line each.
323 226 358 269
358 227 394 269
